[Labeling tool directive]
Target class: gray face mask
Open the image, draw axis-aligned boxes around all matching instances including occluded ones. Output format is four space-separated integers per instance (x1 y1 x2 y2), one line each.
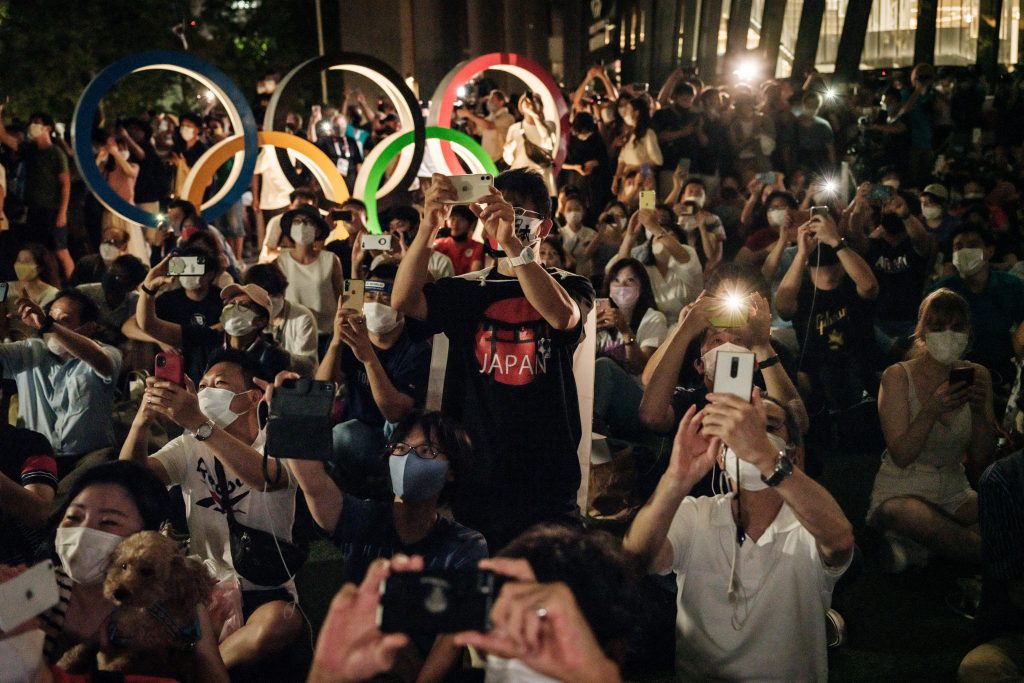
388 449 450 502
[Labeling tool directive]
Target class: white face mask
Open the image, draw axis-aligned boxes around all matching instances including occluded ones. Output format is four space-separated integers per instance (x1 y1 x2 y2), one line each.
564 210 583 226
363 302 402 335
268 295 285 319
724 433 788 491
924 330 969 365
881 179 901 190
46 334 66 358
952 247 987 277
221 306 261 337
767 208 788 228
701 342 750 384
27 123 45 140
600 108 616 123
290 220 317 246
485 656 560 683
99 243 121 262
55 526 124 585
964 192 985 200
623 113 637 126
0 629 45 683
179 275 203 291
921 204 943 221
197 386 252 428
610 284 640 309
118 149 130 161
687 194 706 209
180 126 197 142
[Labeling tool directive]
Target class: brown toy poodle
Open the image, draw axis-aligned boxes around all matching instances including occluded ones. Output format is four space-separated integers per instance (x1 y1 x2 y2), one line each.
58 531 215 681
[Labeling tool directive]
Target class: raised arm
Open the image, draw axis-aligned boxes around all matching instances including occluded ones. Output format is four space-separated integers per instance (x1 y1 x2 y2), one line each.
775 225 813 320
118 390 172 485
812 215 879 300
136 256 183 348
12 291 115 378
392 174 454 321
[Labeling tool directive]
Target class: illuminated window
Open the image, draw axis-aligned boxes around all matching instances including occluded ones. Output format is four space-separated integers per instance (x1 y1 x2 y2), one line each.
815 0 852 73
998 0 1021 65
775 0 805 77
935 0 981 65
861 0 917 68
718 1 732 58
748 0 766 49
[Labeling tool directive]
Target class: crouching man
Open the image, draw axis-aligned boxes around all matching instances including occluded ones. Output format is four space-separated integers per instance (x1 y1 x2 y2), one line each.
624 383 854 681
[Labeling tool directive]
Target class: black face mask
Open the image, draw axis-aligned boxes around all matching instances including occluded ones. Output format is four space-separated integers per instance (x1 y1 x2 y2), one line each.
881 214 905 235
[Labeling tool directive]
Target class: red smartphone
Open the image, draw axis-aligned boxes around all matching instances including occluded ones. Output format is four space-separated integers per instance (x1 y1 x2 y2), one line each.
154 351 185 386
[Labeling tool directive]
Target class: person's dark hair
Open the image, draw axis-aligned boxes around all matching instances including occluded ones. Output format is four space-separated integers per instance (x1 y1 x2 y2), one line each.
673 82 696 99
18 243 55 285
167 198 198 220
205 348 264 391
950 222 994 247
627 96 652 140
367 258 400 281
109 255 148 289
289 187 318 204
499 525 640 659
494 168 552 218
388 205 421 231
179 113 203 129
681 177 706 195
52 461 170 533
390 410 473 503
539 236 568 268
176 243 223 275
341 198 367 214
29 112 55 129
244 263 288 296
449 204 476 224
570 112 597 134
705 262 772 302
761 394 804 449
48 289 100 325
604 257 658 331
764 190 798 210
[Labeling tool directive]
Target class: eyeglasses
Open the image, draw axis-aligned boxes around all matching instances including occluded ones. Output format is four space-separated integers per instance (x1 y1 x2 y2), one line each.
387 442 445 459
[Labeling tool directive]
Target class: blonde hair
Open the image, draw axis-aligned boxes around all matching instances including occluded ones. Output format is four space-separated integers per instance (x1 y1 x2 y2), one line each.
911 288 971 356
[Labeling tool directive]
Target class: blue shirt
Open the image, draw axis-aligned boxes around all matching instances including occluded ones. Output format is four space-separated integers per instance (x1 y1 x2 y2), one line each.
0 339 121 457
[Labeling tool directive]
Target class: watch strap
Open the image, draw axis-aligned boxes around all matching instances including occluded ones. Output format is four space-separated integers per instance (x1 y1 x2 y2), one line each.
758 355 781 370
833 238 848 252
38 315 55 334
761 452 794 487
507 247 534 267
194 419 216 441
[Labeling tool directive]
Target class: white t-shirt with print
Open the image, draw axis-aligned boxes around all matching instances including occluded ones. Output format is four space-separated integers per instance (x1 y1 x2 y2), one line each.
152 431 299 592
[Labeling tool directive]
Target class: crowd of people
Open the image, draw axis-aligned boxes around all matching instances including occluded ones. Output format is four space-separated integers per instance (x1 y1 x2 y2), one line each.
0 59 1023 682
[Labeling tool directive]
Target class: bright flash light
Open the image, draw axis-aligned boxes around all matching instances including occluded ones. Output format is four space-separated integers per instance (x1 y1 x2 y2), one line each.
817 176 839 195
733 59 759 83
824 87 837 100
204 90 215 102
319 122 331 131
723 292 744 312
456 86 468 99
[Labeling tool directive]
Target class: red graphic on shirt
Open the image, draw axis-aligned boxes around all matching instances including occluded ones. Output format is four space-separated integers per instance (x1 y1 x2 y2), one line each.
475 297 552 386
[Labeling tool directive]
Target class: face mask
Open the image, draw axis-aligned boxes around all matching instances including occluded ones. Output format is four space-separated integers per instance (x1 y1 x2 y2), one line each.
924 330 969 365
0 629 45 683
964 192 985 200
564 210 583 226
651 239 667 256
724 433 788 491
221 305 261 337
198 386 252 428
921 204 943 221
180 127 197 142
701 342 750 384
767 209 788 228
14 263 38 282
27 123 44 140
268 295 285 319
952 247 987 277
881 214 905 235
118 149 130 161
99 243 121 262
45 334 66 357
617 106 629 119
600 108 616 123
179 274 203 292
881 179 901 190
512 211 544 246
389 450 450 502
485 656 560 683
486 100 498 114
615 217 627 231
623 114 637 127
687 194 706 209
55 526 124 585
610 284 640 308
290 220 317 246
363 301 402 335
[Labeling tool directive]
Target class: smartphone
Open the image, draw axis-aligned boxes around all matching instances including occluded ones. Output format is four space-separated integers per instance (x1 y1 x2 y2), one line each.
360 233 394 251
712 350 756 401
342 279 365 312
167 255 206 276
0 281 8 302
0 561 60 632
949 366 975 387
378 570 504 634
679 202 696 216
709 296 749 328
596 298 611 319
869 184 893 202
810 206 829 219
266 379 337 460
444 174 493 205
757 171 776 185
639 190 656 211
677 158 691 174
154 351 185 387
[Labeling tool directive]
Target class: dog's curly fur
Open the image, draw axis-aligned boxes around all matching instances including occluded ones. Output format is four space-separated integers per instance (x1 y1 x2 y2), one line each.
58 531 215 681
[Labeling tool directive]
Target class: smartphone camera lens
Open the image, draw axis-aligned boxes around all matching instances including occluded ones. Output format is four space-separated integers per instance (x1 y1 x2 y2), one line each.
156 356 166 367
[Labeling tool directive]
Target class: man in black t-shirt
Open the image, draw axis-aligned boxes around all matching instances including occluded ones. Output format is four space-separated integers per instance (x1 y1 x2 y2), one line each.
393 168 595 549
652 83 703 196
152 245 224 329
777 214 881 411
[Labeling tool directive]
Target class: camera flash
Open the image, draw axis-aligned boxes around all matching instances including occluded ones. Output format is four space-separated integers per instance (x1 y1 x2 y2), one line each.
725 293 744 311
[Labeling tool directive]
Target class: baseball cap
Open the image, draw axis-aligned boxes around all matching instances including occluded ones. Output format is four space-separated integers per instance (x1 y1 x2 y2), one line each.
922 183 949 202
221 283 272 313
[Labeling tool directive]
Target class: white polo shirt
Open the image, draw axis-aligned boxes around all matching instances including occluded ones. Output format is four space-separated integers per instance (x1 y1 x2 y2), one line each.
667 493 849 682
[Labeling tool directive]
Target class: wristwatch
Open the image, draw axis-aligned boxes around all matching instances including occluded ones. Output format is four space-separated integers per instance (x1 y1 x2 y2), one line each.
193 419 216 442
833 238 849 252
761 449 794 487
506 245 536 268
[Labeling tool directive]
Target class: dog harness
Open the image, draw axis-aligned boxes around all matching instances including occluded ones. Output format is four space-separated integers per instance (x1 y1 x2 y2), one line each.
107 604 201 650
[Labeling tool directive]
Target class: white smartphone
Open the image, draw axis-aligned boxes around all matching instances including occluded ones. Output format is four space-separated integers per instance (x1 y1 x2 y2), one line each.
712 350 756 401
167 255 207 276
360 233 394 251
445 174 493 204
0 561 60 631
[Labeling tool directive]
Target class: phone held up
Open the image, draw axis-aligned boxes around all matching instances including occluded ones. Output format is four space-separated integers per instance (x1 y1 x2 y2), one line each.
639 190 656 211
167 255 206 276
342 279 365 313
360 233 394 252
444 174 493 205
0 561 60 632
712 349 756 401
949 366 975 388
378 569 505 634
154 351 185 387
265 378 337 461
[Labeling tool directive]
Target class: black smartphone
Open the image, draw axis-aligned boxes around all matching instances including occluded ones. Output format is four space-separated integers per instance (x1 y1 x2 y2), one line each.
869 184 893 202
378 570 505 634
0 281 8 302
949 366 975 387
265 379 337 460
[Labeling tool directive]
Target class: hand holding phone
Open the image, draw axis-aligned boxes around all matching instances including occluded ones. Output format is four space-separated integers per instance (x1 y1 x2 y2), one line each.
360 234 393 251
0 561 60 632
712 350 756 401
266 379 337 460
342 279 365 312
378 569 504 634
167 255 206 276
949 366 975 388
639 190 656 211
442 174 493 205
154 351 185 387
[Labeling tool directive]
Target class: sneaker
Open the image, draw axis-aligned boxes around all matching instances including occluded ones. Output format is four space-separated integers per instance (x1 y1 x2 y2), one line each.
825 608 846 648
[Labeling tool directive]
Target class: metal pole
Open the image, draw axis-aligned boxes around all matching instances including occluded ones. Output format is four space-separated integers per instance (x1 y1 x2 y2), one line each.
315 0 328 103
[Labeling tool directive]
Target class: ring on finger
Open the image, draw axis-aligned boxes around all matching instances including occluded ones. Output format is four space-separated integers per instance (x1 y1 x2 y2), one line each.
533 605 548 620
